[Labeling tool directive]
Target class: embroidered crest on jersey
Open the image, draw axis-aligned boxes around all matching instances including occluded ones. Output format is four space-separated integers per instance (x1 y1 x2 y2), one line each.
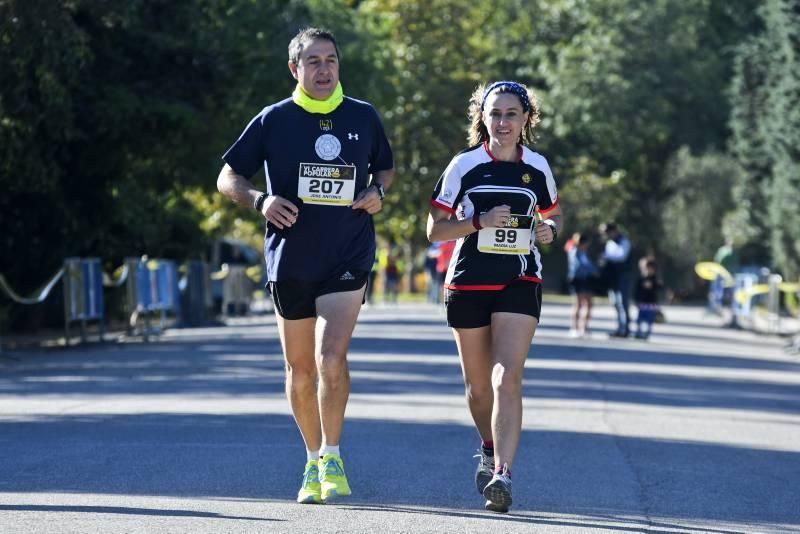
521 173 531 184
441 189 453 200
315 134 341 161
320 119 333 131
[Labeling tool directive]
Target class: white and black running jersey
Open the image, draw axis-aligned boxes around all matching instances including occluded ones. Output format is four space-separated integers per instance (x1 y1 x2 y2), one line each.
431 142 559 290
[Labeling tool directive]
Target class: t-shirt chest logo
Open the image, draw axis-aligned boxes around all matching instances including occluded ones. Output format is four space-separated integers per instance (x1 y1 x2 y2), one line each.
521 173 531 184
315 134 341 161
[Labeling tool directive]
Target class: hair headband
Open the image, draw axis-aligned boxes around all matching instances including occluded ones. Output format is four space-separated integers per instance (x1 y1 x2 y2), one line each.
480 81 531 113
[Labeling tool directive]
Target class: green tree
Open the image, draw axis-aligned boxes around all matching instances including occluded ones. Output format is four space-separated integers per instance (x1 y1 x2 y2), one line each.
729 0 800 279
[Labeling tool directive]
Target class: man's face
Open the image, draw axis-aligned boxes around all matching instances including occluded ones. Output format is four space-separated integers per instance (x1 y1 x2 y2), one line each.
289 38 339 100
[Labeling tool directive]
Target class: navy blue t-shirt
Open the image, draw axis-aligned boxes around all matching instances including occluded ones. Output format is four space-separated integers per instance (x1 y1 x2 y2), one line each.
223 96 393 282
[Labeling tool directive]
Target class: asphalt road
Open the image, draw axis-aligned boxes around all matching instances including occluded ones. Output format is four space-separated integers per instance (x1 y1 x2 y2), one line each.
1 300 798 533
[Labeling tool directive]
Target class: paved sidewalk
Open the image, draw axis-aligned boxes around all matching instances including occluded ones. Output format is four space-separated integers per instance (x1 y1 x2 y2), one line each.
1 302 798 533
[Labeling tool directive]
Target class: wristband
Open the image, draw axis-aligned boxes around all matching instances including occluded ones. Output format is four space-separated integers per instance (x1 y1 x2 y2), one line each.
544 219 558 240
254 192 269 212
472 212 483 231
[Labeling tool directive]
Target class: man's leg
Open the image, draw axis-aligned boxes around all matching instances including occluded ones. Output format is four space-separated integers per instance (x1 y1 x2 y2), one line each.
314 287 364 499
276 315 321 454
619 273 632 334
609 287 625 334
276 314 323 504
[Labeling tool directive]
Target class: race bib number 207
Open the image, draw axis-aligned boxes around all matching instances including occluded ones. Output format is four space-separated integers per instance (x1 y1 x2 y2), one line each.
298 163 356 206
477 214 535 255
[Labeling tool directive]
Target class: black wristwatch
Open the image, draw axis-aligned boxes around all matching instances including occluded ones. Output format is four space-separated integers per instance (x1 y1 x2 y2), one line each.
372 182 385 201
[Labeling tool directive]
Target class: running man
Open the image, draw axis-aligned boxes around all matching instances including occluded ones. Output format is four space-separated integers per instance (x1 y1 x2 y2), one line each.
216 27 395 504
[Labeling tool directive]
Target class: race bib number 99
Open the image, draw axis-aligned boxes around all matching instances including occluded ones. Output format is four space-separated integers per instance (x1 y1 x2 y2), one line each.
477 214 535 255
298 163 356 206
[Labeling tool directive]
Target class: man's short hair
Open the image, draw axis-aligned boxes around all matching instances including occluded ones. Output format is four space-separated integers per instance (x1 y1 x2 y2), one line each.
288 27 340 64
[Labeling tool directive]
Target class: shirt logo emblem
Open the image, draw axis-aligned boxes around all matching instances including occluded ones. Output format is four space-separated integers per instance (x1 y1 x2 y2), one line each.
320 119 333 131
521 173 531 184
348 132 359 140
441 189 452 200
315 134 341 161
340 271 355 281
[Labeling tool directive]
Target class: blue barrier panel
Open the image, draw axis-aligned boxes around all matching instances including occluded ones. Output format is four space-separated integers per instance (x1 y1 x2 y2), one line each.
135 261 152 311
63 257 105 342
82 258 104 320
156 260 179 312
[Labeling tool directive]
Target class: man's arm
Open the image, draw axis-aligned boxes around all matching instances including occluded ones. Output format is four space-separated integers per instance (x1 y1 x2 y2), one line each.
216 164 298 229
604 236 630 262
217 164 261 209
373 168 395 191
351 167 395 214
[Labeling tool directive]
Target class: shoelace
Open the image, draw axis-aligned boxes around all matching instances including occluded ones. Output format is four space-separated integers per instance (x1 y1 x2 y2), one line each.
493 466 512 485
474 450 495 472
321 458 344 477
303 465 319 485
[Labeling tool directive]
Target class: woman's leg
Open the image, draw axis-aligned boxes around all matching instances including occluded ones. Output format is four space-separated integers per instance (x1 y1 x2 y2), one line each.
452 326 494 440
578 292 592 334
489 312 537 471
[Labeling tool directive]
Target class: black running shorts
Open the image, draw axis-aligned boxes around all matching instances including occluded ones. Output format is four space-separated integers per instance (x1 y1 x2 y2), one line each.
268 270 368 320
444 279 542 328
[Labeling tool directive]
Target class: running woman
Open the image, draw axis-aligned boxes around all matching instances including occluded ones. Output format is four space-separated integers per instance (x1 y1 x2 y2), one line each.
427 80 562 513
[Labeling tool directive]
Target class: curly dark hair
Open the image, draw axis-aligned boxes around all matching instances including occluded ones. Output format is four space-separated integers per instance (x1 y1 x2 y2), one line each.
288 27 340 65
467 82 540 146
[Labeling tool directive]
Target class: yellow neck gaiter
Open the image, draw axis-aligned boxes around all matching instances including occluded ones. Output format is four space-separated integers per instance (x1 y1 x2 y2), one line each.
292 82 344 114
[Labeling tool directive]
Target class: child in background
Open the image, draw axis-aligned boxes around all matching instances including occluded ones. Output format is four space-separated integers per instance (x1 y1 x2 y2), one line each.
634 257 663 340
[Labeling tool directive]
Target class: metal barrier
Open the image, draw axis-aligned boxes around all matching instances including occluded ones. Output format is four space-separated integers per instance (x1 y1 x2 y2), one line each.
125 257 181 340
182 260 213 327
63 257 105 342
0 258 117 346
221 264 253 317
731 272 760 328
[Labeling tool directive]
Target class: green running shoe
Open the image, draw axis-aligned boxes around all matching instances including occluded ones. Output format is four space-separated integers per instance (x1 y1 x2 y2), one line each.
296 460 322 504
319 453 351 501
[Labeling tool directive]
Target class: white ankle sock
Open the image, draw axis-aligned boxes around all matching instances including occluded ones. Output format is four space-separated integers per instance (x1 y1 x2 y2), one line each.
320 444 340 457
307 449 320 462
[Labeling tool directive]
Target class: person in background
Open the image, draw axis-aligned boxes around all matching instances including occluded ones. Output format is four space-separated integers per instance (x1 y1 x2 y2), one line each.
601 222 632 337
434 239 456 305
633 257 663 340
425 242 441 303
566 233 598 337
381 240 401 303
365 253 379 306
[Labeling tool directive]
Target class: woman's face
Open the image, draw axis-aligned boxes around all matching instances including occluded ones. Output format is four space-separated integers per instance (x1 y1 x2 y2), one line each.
482 92 528 146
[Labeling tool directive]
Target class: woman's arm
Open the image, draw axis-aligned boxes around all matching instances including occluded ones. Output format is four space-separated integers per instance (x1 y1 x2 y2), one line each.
427 205 510 243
